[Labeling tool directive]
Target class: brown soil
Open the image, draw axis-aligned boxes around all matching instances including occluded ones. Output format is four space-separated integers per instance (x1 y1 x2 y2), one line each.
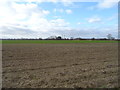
2 43 118 88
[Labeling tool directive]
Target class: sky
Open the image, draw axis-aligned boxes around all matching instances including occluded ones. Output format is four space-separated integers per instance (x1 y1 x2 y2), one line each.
0 0 118 39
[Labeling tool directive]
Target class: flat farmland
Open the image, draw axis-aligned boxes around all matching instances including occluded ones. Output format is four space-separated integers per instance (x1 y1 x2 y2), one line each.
2 43 118 88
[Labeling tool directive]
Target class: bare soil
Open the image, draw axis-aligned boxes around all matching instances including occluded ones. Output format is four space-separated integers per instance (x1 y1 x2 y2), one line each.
2 43 118 88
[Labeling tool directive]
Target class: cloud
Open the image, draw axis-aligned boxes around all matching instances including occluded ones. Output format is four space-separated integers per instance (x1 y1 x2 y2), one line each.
53 8 72 14
61 0 74 6
87 0 118 10
1 25 118 39
66 9 72 14
97 0 118 9
0 0 118 39
53 8 57 12
0 0 72 38
53 15 62 19
53 8 64 13
45 26 118 39
0 1 50 25
87 17 101 23
107 14 118 21
50 19 70 27
59 9 63 13
0 24 35 38
77 22 81 25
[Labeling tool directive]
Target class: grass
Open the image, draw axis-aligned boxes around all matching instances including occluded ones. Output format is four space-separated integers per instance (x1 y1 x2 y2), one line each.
1 40 119 44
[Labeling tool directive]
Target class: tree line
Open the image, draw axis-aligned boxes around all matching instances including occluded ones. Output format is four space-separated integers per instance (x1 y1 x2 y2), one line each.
1 34 119 40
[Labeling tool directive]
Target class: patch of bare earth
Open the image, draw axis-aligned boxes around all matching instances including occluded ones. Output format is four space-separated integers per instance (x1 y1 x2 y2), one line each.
2 43 118 88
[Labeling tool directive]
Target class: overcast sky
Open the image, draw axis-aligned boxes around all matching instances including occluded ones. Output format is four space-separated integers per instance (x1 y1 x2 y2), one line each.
0 0 118 39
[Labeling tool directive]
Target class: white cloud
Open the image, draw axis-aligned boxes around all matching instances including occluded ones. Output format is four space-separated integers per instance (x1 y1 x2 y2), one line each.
87 0 118 10
53 8 72 14
50 19 70 27
66 9 72 14
59 9 64 13
53 8 57 12
42 10 50 15
61 0 74 6
0 0 71 38
88 17 101 23
0 1 50 25
0 0 118 39
53 15 62 19
107 14 118 21
97 0 118 9
54 8 64 13
77 22 81 25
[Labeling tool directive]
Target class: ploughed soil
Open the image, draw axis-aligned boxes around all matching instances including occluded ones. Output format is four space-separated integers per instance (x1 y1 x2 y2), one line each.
2 43 118 88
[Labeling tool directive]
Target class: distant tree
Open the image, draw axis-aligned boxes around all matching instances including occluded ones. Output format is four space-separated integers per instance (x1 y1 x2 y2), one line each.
91 37 95 40
56 36 62 40
107 34 112 39
79 37 82 40
102 38 107 40
107 34 115 40
48 36 57 39
39 38 42 40
70 37 74 40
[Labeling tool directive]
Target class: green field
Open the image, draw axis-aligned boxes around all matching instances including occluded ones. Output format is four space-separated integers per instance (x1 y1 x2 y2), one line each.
1 40 119 44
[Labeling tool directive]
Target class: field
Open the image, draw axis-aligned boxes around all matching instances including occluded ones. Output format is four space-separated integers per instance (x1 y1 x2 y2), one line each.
2 41 119 88
1 40 119 44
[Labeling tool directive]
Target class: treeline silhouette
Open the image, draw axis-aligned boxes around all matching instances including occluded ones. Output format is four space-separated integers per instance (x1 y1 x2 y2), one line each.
1 36 119 41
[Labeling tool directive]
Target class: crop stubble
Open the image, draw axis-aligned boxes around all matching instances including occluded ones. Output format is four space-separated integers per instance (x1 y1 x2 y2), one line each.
2 43 118 88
